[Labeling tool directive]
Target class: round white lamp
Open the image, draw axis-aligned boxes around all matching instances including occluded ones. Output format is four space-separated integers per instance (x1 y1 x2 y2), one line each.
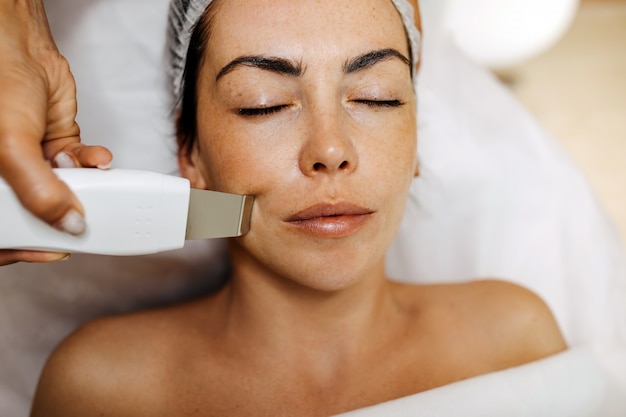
440 0 580 69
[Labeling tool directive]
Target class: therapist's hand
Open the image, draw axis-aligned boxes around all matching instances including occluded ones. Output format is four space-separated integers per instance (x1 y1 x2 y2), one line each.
0 0 112 266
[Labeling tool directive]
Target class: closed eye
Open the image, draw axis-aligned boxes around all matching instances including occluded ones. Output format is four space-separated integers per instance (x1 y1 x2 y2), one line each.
354 99 404 108
238 105 290 117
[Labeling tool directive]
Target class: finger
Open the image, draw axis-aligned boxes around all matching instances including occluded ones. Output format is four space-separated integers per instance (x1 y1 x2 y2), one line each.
0 138 86 234
0 250 70 266
65 144 113 169
43 140 113 170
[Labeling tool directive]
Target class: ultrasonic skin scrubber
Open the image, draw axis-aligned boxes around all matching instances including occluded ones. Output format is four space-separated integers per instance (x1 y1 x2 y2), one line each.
0 169 254 255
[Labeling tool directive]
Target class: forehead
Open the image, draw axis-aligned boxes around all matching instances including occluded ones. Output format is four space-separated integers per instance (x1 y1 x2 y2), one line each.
205 0 409 67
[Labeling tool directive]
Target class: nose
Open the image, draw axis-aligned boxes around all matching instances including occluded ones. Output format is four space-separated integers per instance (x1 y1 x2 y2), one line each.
298 112 358 177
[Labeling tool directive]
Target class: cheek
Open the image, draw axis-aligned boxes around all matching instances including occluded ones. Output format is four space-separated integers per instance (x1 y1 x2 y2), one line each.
195 116 295 195
364 111 417 227
363 110 417 183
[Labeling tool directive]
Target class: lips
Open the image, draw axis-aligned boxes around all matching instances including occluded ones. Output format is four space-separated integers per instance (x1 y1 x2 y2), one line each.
286 203 374 238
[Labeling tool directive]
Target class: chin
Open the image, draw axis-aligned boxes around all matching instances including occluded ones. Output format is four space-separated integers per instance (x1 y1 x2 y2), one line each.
259 245 385 293
228 208 395 292
291 270 369 293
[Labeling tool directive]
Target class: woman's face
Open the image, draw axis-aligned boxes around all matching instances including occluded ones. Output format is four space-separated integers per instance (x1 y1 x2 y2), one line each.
180 0 417 291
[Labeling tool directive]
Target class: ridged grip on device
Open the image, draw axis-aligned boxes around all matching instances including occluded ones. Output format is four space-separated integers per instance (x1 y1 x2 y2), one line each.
0 169 190 255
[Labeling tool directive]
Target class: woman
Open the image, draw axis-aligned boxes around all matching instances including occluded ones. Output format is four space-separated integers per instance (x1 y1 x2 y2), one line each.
30 0 566 415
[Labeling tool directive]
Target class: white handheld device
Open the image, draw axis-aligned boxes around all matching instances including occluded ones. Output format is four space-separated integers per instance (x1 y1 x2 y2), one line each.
0 169 253 256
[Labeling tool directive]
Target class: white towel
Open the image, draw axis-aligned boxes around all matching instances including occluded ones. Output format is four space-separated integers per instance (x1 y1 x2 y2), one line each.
335 346 625 417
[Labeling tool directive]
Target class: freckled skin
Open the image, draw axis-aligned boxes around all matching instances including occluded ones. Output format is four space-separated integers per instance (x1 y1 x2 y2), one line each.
30 1 566 416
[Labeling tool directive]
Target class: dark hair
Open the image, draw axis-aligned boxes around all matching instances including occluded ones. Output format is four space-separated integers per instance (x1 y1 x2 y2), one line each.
176 1 221 155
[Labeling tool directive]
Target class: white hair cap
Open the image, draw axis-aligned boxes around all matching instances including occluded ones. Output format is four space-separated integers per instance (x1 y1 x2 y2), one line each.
167 0 421 107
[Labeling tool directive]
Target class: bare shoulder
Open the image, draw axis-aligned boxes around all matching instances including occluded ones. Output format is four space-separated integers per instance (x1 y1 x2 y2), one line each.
449 279 567 366
396 279 567 372
30 299 209 417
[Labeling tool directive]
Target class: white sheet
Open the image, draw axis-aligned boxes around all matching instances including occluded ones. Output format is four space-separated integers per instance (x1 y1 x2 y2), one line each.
0 0 624 415
334 346 625 417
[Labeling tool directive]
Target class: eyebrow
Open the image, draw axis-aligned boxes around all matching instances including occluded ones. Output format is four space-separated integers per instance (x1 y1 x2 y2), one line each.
344 48 411 74
215 48 411 82
216 56 303 81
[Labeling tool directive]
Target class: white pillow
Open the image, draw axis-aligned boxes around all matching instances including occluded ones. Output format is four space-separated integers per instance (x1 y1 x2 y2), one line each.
0 1 624 415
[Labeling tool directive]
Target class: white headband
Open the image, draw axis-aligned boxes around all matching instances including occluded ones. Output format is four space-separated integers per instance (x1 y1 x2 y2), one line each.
167 0 421 106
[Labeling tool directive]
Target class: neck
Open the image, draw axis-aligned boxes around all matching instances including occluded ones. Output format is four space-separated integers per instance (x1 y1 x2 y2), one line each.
218 242 403 354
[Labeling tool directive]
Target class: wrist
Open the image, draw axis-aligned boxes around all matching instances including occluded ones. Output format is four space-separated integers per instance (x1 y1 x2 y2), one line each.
0 0 58 56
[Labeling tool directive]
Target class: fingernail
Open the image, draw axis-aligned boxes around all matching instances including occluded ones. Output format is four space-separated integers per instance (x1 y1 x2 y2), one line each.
50 253 71 262
55 209 86 235
97 162 111 170
54 152 76 168
57 253 71 261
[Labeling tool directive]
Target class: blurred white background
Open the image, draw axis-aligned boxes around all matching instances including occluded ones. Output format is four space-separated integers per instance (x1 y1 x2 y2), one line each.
423 0 626 243
506 0 626 243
